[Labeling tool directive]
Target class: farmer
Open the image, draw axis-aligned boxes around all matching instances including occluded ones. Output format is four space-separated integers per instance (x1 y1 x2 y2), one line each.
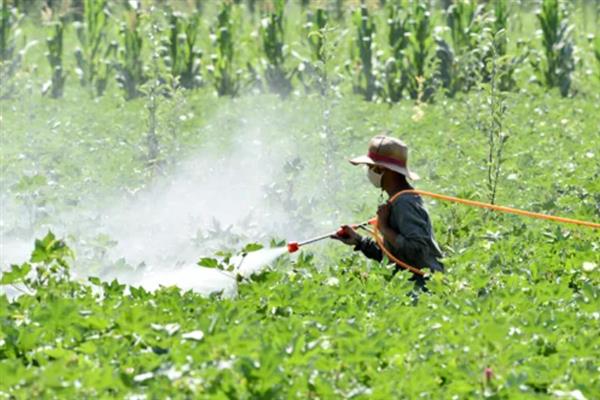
332 135 444 287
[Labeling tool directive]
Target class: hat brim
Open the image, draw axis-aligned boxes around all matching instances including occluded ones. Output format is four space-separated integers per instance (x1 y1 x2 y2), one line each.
349 155 420 180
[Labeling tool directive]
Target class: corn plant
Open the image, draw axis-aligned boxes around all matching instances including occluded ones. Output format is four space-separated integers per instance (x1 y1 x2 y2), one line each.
1 0 20 62
384 0 410 102
439 0 488 95
74 0 114 97
298 7 330 95
405 0 435 101
350 0 377 101
1 0 37 99
260 0 293 97
42 19 67 98
161 11 202 89
210 2 239 96
115 6 146 100
306 8 328 64
531 0 575 97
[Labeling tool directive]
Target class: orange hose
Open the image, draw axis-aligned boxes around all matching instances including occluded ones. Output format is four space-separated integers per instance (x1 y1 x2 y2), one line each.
369 189 600 276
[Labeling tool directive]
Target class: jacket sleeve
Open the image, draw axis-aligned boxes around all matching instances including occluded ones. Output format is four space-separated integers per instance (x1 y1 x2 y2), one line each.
353 236 383 262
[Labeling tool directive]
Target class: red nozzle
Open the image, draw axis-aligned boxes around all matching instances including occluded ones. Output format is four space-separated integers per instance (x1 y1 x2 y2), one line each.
287 241 300 253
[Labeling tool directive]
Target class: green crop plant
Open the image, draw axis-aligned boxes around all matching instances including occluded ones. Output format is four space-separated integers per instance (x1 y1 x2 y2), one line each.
162 11 202 90
405 0 435 101
298 7 330 95
260 0 293 97
350 0 377 101
115 6 146 100
210 2 239 96
446 0 485 52
0 0 21 62
439 0 488 95
531 0 575 97
384 0 410 102
0 0 37 99
42 19 67 98
306 8 328 65
73 0 114 97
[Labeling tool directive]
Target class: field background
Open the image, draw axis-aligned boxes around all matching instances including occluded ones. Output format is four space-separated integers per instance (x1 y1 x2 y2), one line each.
1 0 599 398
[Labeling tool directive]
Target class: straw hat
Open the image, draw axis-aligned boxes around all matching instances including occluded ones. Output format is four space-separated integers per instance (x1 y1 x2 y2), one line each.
349 135 420 180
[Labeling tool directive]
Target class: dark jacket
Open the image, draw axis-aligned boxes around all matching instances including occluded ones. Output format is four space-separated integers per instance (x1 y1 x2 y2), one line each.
354 193 444 276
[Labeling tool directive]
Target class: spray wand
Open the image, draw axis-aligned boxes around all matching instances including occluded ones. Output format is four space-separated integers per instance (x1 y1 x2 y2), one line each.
287 219 376 254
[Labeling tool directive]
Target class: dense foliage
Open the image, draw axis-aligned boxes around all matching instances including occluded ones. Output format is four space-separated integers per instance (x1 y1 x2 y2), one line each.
1 0 599 398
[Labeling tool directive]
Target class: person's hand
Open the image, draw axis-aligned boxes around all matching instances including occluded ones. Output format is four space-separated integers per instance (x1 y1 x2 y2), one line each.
377 203 391 229
330 225 361 246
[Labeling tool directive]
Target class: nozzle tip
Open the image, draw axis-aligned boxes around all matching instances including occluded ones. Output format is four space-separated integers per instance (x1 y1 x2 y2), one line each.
287 242 300 253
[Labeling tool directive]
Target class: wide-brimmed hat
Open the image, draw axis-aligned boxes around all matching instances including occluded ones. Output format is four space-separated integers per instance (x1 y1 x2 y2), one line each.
349 135 420 180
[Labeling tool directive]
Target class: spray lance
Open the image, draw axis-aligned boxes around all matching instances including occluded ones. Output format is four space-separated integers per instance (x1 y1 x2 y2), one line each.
287 219 376 254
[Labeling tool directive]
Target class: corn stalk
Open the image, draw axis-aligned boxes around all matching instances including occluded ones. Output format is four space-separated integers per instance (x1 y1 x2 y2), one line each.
162 11 202 89
42 19 67 98
210 2 239 96
405 0 435 101
115 6 146 100
298 7 330 95
531 0 575 97
350 0 377 101
260 0 293 97
74 0 114 97
1 0 37 99
384 0 410 102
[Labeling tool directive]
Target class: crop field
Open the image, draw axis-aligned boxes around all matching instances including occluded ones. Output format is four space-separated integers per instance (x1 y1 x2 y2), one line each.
1 0 599 398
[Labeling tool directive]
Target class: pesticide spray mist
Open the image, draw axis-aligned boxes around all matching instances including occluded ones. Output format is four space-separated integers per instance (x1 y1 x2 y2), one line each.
1 98 362 297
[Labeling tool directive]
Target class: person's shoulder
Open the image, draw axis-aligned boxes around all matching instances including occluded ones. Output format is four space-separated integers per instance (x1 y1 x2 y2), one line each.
391 192 422 207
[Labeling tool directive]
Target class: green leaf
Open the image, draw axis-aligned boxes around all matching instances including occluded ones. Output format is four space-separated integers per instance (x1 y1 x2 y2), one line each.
0 263 31 284
198 257 220 268
242 243 264 253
